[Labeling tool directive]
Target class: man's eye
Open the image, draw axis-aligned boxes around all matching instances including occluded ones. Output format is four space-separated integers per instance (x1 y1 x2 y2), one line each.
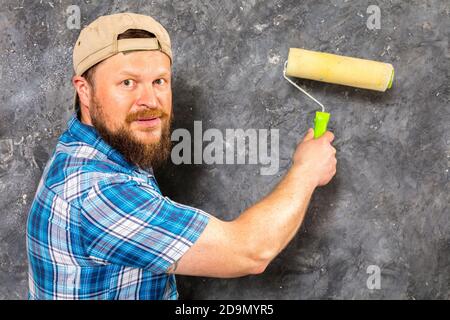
122 79 134 87
155 79 165 85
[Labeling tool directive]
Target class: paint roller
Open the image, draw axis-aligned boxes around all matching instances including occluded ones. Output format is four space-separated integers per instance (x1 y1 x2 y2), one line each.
283 48 394 138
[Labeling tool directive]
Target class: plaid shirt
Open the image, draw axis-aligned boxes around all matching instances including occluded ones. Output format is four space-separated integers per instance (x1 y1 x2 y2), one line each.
26 113 210 300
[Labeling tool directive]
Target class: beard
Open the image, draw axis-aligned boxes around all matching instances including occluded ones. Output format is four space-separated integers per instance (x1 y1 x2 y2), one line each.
89 96 172 171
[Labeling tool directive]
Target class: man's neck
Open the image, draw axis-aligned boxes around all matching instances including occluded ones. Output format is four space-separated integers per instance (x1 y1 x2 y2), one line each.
78 108 93 126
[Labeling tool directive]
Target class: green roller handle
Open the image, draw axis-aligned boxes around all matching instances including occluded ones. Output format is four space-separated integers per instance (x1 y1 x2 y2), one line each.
314 111 331 139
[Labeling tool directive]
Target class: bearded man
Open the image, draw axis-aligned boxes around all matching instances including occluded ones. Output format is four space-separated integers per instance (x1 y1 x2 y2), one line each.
26 13 337 300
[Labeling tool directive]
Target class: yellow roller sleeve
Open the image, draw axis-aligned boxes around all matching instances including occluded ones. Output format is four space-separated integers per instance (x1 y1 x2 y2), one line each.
286 48 394 92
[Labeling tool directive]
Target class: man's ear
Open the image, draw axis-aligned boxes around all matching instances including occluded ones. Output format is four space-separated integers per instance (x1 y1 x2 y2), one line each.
72 75 94 125
72 75 92 109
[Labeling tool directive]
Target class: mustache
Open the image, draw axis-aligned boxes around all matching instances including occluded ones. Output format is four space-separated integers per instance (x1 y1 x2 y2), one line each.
125 109 168 123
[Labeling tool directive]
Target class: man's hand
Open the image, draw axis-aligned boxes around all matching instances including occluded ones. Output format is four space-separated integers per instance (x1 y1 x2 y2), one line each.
292 128 337 187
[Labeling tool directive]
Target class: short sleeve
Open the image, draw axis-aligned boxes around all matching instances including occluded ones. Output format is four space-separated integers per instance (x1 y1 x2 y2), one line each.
79 176 210 273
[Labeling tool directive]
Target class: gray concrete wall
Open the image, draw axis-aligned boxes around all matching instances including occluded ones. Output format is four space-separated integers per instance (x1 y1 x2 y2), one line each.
0 0 448 299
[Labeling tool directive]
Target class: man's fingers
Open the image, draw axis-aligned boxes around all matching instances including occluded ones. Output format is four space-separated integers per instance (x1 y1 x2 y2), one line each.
303 129 334 143
303 128 314 142
322 131 335 143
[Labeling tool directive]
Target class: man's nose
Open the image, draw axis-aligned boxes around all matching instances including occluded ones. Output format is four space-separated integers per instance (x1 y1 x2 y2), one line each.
136 84 158 109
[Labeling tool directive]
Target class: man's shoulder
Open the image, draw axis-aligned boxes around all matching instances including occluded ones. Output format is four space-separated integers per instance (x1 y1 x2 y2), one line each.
40 136 133 206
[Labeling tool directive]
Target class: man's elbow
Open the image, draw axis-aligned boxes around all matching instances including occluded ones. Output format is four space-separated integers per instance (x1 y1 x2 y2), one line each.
227 220 276 276
246 249 274 275
249 260 269 275
241 240 277 275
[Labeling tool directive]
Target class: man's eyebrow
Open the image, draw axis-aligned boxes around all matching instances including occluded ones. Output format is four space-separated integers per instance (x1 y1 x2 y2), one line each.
116 69 171 78
116 70 140 77
154 70 171 78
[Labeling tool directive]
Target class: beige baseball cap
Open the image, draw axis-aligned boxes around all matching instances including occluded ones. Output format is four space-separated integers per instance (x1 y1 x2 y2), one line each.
72 12 172 110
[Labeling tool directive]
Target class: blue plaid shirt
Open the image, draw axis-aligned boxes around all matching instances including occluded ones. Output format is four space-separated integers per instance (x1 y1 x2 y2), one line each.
26 113 210 300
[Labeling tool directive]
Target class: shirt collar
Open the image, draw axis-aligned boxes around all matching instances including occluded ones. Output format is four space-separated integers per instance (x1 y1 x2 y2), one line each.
66 113 140 172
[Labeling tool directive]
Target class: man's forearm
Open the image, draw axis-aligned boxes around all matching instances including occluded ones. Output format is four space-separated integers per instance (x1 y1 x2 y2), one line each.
232 164 317 265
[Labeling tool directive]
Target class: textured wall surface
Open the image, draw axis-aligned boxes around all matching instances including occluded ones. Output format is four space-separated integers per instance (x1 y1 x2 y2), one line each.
0 0 448 299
